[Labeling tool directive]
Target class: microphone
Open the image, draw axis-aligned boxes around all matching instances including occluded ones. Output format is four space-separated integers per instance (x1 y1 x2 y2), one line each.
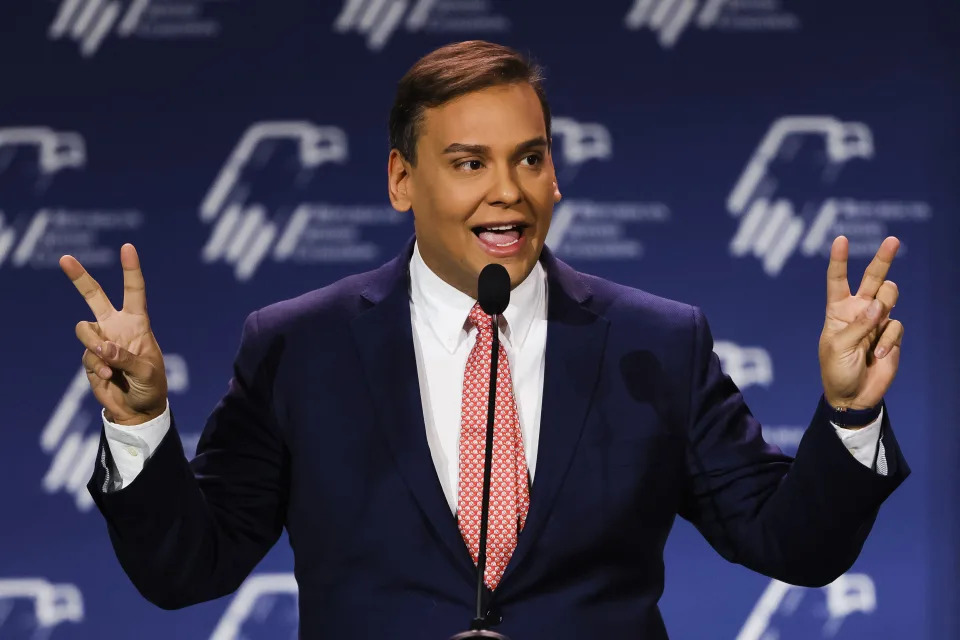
449 264 512 640
477 263 510 315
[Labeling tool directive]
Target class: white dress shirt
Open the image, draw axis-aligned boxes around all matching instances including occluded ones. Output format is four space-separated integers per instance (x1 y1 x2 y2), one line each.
102 243 887 497
409 243 548 511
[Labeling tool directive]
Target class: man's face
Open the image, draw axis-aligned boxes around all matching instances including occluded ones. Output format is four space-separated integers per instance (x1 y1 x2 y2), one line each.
388 82 561 297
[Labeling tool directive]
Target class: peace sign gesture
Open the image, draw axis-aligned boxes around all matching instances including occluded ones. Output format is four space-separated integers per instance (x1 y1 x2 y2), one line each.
818 236 905 412
60 244 168 426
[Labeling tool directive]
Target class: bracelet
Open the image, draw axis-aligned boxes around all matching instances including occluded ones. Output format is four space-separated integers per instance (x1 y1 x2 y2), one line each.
828 398 883 428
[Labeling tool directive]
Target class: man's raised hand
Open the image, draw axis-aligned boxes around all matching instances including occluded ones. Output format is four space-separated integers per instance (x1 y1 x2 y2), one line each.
818 235 905 412
60 243 168 426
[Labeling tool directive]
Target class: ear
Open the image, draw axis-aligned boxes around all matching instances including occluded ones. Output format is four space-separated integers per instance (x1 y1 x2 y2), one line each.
388 149 413 212
547 144 562 203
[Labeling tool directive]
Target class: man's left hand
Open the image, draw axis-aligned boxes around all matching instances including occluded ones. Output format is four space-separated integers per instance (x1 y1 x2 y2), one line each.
819 235 904 411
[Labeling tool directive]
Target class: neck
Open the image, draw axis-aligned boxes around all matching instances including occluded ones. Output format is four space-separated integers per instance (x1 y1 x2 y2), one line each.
417 247 480 300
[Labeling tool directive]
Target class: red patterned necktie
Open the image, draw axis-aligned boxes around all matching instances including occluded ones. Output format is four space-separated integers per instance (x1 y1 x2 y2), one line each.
458 302 531 591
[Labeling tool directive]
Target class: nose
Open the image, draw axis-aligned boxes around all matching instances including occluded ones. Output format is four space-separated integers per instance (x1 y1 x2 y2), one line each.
487 163 522 208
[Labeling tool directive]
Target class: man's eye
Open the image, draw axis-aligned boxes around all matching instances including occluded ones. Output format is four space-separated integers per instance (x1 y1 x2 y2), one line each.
456 159 484 171
521 153 542 167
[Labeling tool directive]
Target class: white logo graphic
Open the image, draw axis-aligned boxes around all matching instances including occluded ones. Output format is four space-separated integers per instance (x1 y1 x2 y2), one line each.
546 117 670 261
48 0 227 58
0 127 86 180
40 355 189 511
625 0 800 49
713 341 773 389
713 342 804 453
0 578 84 634
738 573 876 639
727 116 931 276
546 200 671 260
712 341 803 453
552 117 612 172
209 573 298 640
201 121 405 281
0 127 144 270
334 0 510 51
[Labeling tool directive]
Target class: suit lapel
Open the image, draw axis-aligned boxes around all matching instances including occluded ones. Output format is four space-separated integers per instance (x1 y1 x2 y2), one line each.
350 244 477 586
499 250 610 588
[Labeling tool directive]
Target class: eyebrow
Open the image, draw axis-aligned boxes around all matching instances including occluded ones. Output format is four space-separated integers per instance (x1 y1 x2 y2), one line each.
442 136 549 155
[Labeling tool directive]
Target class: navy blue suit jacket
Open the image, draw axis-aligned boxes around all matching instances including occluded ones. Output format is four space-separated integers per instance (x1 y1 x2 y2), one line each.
88 241 909 639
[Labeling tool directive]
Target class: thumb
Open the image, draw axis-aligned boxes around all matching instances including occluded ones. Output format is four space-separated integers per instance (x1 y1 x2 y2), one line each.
98 341 154 380
834 299 886 350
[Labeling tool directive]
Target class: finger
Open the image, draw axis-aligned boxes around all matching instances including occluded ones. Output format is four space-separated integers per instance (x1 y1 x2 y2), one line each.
882 343 901 372
76 320 155 380
75 320 103 349
120 243 148 315
60 255 117 321
835 297 889 349
97 339 155 380
82 348 113 379
76 321 111 378
876 316 891 338
855 236 900 299
874 319 904 359
875 279 899 311
826 236 851 303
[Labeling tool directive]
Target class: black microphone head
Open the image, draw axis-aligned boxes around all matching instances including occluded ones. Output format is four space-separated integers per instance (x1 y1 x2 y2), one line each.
477 264 510 315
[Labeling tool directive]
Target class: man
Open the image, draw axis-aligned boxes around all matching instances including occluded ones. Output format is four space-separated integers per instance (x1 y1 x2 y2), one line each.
61 41 908 638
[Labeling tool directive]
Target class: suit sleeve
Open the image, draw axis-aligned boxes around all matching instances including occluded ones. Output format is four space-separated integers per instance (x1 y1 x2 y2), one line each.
86 310 289 609
676 306 909 587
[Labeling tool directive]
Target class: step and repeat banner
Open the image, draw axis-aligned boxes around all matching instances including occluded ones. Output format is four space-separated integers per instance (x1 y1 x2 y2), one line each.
1 1 957 638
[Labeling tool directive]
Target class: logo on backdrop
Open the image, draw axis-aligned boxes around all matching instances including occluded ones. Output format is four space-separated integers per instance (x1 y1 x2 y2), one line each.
39 355 190 512
200 121 406 281
0 578 83 635
546 116 671 261
737 573 877 639
0 127 143 270
48 0 228 58
333 0 510 51
552 117 613 178
726 116 932 276
209 573 298 640
713 341 773 389
624 0 801 49
712 340 803 453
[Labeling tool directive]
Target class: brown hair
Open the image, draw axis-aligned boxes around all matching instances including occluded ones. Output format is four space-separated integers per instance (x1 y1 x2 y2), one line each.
389 40 551 165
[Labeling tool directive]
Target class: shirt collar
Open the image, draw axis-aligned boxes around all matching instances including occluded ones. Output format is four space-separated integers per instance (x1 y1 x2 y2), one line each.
409 241 546 354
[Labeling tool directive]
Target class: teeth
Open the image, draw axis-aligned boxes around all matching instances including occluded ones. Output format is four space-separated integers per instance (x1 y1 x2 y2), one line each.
484 224 519 231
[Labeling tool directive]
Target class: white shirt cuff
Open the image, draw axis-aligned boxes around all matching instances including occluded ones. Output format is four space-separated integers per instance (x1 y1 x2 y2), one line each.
830 407 887 476
102 400 171 489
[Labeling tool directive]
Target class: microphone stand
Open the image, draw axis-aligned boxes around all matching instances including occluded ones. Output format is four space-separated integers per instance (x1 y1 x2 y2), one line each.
449 313 511 640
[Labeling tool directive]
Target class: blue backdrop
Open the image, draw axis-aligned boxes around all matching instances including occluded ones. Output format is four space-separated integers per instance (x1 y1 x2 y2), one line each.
1 1 957 638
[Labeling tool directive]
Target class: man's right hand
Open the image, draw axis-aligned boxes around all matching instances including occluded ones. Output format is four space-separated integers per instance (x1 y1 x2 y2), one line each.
60 243 168 426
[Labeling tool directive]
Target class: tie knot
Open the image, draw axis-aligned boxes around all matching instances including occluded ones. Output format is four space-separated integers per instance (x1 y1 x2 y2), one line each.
468 302 494 335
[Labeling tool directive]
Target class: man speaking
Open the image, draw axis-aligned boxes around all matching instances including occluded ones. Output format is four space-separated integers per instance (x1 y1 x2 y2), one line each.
60 41 908 638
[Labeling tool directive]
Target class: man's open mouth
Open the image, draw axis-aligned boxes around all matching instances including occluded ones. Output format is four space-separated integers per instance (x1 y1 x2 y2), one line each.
472 223 527 247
